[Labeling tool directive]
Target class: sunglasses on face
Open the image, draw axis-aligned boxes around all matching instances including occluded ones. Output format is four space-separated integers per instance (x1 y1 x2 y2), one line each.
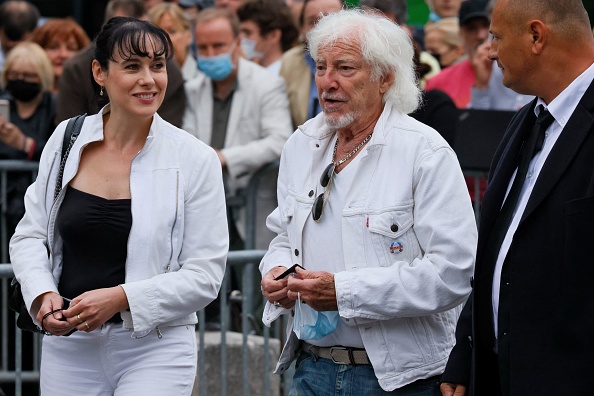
311 162 336 222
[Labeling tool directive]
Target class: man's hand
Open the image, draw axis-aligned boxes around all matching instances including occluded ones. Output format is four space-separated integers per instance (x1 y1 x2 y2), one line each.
261 266 295 309
440 382 466 396
286 267 337 311
471 41 493 90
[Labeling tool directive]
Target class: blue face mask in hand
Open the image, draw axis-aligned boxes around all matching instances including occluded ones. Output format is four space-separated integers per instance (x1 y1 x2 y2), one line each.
293 293 339 341
197 41 237 81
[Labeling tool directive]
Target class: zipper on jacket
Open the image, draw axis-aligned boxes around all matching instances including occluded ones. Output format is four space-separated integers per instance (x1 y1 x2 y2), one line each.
45 152 60 258
156 326 163 339
165 171 180 273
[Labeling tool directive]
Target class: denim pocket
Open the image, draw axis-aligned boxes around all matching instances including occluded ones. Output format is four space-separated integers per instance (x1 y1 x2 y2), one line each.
294 350 314 371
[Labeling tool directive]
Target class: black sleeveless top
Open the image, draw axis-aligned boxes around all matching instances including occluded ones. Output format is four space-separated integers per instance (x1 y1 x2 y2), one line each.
57 187 131 321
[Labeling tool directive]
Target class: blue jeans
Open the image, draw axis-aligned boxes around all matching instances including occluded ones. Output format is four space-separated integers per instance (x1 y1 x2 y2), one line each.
289 351 442 396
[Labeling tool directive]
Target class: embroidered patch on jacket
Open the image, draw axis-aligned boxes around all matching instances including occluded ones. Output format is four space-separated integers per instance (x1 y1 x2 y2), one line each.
389 241 404 254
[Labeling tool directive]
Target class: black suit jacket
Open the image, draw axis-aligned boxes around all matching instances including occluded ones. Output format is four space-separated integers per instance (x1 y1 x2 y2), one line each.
443 77 594 395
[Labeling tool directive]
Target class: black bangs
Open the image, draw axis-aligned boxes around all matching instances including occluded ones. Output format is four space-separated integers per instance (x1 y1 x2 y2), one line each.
111 29 168 62
94 17 173 69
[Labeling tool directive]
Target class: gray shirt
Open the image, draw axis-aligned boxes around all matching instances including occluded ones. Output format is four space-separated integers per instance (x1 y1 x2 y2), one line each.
470 66 532 111
210 81 237 150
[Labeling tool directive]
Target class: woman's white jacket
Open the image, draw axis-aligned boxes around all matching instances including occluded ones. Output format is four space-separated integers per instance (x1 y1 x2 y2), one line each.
260 103 478 391
10 109 228 338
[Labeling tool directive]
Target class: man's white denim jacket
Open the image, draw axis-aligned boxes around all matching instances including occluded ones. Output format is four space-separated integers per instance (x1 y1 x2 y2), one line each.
11 108 229 338
260 103 478 391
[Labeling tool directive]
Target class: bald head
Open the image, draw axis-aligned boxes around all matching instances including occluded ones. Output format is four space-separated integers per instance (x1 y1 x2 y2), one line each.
490 0 594 102
501 0 591 41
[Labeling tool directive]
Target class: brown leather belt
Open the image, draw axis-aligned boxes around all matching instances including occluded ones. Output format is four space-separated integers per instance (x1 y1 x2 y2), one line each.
300 342 371 365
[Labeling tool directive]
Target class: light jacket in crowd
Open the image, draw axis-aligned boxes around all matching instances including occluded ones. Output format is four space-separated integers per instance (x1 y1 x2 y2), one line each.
260 103 478 391
11 107 228 338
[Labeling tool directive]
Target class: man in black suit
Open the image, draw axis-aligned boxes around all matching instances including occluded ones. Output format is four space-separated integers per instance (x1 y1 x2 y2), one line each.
440 0 594 395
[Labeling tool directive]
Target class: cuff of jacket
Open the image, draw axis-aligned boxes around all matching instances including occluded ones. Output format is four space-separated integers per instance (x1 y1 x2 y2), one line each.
440 338 471 387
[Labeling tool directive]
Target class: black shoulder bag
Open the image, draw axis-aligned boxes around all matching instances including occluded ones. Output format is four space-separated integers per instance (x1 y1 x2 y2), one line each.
8 114 86 333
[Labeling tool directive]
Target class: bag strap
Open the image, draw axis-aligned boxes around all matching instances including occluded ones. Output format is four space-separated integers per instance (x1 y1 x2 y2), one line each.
54 114 86 200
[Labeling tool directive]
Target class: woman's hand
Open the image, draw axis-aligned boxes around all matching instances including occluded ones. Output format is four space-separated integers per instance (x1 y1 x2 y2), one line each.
0 115 26 150
62 286 129 332
35 291 76 336
261 266 295 309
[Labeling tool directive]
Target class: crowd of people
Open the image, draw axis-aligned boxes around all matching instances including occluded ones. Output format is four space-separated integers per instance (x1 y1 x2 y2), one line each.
4 0 594 395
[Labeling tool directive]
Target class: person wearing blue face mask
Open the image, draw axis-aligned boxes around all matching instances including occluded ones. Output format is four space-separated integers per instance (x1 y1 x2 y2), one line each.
196 39 237 81
184 8 292 242
184 8 293 327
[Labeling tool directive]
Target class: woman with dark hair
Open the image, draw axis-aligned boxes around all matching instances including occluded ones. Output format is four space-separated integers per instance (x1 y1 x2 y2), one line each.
10 17 228 394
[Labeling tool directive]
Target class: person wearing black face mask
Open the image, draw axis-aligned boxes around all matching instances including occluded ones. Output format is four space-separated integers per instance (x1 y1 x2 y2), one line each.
5 78 42 102
0 41 56 250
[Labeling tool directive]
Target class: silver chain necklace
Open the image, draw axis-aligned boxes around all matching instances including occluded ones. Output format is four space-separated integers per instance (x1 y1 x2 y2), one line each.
332 132 373 166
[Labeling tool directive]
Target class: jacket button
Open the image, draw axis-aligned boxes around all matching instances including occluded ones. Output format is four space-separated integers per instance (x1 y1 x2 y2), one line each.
308 190 314 197
390 224 398 232
294 249 299 256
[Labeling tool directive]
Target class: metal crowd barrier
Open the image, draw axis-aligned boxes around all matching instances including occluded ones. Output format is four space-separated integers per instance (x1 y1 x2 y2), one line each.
0 160 38 264
1 250 287 396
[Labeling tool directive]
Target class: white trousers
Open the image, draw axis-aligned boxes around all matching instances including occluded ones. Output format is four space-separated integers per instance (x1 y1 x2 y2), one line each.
40 323 197 396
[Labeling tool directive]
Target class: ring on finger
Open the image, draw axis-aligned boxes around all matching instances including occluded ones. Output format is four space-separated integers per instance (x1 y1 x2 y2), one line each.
77 314 83 324
273 301 282 308
84 321 90 330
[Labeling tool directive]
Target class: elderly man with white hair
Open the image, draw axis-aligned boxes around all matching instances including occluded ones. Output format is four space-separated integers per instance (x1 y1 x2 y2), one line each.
259 8 477 395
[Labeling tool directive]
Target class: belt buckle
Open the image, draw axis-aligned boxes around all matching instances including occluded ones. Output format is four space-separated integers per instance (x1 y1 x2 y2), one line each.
329 346 352 365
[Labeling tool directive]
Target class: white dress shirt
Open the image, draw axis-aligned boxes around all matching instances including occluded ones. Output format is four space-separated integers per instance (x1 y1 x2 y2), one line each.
492 62 594 334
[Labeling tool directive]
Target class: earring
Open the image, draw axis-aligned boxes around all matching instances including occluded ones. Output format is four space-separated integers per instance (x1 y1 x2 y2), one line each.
100 86 104 96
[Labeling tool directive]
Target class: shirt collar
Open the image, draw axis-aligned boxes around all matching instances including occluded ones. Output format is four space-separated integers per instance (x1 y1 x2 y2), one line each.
535 61 594 126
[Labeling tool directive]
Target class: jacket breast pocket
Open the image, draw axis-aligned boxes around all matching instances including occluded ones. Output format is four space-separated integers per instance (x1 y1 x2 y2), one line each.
367 206 416 267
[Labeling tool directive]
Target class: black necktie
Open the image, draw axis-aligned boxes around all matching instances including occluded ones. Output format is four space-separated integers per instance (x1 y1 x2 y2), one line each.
484 107 555 270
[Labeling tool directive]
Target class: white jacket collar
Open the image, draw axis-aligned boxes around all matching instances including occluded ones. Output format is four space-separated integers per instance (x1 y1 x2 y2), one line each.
298 101 403 147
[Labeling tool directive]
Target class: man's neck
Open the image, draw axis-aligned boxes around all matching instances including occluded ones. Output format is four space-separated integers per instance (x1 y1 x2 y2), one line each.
261 48 283 68
539 46 594 104
213 70 238 100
